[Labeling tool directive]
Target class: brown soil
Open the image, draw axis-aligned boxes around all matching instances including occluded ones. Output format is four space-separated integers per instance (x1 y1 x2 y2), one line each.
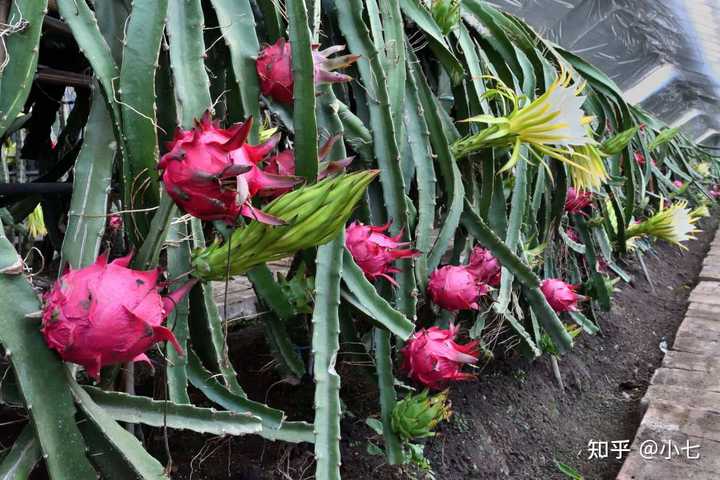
9 214 718 480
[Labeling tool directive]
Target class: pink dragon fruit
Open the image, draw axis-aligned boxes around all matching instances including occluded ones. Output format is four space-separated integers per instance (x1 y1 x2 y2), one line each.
673 180 685 189
400 324 479 390
564 187 593 215
264 135 353 196
710 185 720 199
467 246 501 287
540 278 586 313
41 253 196 380
427 265 490 311
256 38 359 104
159 113 301 225
108 214 123 231
345 221 420 285
565 227 581 243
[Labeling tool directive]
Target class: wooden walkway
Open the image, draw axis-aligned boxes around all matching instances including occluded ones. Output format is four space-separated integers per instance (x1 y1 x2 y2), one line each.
618 230 720 479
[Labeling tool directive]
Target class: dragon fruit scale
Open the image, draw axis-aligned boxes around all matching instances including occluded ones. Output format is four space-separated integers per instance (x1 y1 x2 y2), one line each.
256 38 359 104
159 113 301 225
41 253 196 379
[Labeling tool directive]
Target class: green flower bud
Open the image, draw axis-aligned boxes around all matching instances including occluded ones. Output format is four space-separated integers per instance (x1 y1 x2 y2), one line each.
431 0 461 36
391 390 451 441
191 171 378 280
600 126 638 155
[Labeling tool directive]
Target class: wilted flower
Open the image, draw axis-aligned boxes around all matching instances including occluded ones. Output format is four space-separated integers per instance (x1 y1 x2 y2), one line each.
159 113 300 225
401 324 479 390
564 187 593 215
427 265 490 311
540 278 585 313
265 135 353 196
256 38 359 104
345 221 419 285
626 200 699 248
391 390 452 441
41 253 195 379
467 246 501 287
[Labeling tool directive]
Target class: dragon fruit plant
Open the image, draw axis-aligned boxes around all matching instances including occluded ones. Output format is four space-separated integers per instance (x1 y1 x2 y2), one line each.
0 0 716 479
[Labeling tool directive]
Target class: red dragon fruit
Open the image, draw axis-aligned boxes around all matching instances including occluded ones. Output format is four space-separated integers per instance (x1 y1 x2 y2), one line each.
540 278 586 313
41 253 196 380
108 213 123 231
565 227 581 243
401 324 479 390
427 265 490 311
467 246 501 287
256 38 359 104
345 221 419 285
564 187 593 215
710 185 720 199
265 135 353 196
159 113 301 225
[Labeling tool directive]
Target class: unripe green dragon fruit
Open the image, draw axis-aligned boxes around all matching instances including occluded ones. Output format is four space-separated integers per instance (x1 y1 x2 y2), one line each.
391 389 452 441
191 170 378 280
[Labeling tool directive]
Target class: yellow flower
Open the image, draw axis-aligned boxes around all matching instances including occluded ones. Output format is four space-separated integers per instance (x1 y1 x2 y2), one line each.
452 68 604 188
26 204 47 240
569 143 609 191
626 201 699 248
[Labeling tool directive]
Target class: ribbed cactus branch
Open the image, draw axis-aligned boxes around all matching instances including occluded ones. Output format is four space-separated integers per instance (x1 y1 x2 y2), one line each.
287 0 319 182
341 249 415 340
166 0 213 126
406 48 465 273
209 0 261 139
165 220 192 404
0 0 48 138
84 387 263 436
118 0 168 241
68 378 168 479
61 90 115 270
311 233 344 479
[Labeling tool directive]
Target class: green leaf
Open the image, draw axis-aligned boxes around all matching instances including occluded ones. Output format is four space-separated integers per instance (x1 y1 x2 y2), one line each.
341 249 415 340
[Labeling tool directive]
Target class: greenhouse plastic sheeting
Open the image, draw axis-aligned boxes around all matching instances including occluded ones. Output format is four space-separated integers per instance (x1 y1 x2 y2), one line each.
486 0 720 147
